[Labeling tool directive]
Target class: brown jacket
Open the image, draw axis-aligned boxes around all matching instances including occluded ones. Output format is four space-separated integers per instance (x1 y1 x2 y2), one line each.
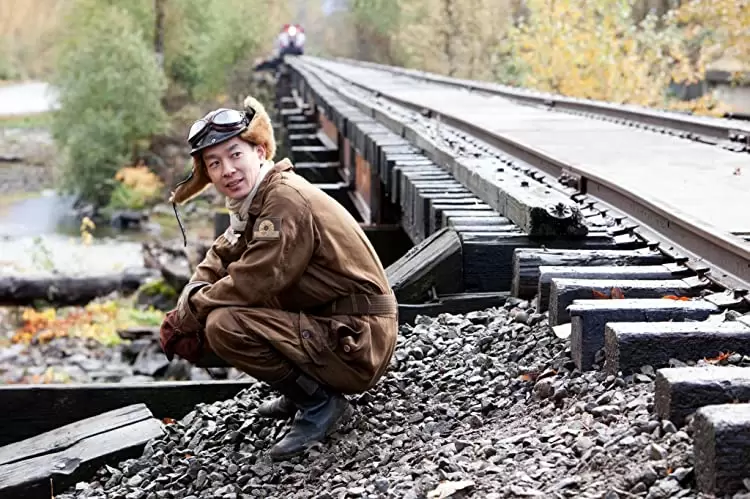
187 159 398 391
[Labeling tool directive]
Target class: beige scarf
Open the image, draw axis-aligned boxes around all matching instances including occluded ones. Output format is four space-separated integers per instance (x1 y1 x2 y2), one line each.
225 160 274 238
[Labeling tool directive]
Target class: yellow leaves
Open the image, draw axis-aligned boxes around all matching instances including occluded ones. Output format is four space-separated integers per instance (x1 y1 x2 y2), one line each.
507 0 675 106
670 0 750 93
80 216 95 231
12 300 164 346
22 307 56 323
502 0 749 115
114 162 164 199
110 161 165 211
666 94 731 118
80 216 95 246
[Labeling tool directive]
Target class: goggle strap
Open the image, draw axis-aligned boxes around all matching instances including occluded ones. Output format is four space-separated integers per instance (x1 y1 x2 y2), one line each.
188 119 208 142
172 201 188 247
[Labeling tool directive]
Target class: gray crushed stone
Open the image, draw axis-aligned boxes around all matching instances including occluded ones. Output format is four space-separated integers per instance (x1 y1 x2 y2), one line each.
55 298 746 499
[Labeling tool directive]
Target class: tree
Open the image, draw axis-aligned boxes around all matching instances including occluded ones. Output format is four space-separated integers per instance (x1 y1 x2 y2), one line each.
669 0 750 84
163 0 290 100
505 0 689 107
51 2 168 205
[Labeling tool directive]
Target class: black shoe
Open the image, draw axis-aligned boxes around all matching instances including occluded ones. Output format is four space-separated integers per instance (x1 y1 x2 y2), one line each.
267 371 350 460
258 395 297 419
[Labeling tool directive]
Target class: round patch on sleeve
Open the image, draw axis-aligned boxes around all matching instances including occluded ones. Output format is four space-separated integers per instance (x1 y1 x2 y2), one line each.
253 217 282 240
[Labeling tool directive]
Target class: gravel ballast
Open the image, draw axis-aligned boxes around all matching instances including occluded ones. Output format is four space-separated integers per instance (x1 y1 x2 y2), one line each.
53 299 750 499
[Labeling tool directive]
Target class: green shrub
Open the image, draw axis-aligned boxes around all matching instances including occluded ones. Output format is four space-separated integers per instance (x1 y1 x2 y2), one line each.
164 0 271 101
50 1 168 206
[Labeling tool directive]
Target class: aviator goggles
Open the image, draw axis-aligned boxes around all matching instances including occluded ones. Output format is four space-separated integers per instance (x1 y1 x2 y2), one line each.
187 108 253 147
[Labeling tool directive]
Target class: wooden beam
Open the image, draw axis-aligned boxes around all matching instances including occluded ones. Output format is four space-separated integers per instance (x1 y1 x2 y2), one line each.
694 403 750 496
386 227 463 303
0 380 255 447
291 145 338 163
0 404 163 499
605 321 750 375
568 298 718 370
298 59 590 238
461 231 626 293
655 366 750 426
0 269 156 307
295 162 345 183
361 224 413 268
511 248 667 299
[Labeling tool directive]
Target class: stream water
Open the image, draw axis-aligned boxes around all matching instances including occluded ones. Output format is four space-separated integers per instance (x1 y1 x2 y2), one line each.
0 190 148 276
0 82 174 279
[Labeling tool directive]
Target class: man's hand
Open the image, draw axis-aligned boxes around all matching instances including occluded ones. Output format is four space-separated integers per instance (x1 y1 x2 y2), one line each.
159 280 211 364
159 310 208 364
176 280 210 330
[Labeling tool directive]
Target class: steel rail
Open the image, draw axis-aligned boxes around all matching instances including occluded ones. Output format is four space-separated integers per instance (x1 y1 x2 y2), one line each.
292 57 750 292
301 56 750 152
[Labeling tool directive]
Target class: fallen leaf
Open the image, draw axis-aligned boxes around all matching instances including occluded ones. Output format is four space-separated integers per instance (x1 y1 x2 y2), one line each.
662 295 689 301
592 289 609 299
704 351 732 363
610 287 625 299
427 480 475 498
162 417 176 425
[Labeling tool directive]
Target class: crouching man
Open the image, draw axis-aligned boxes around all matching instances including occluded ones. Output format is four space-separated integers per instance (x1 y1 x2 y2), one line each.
159 96 398 460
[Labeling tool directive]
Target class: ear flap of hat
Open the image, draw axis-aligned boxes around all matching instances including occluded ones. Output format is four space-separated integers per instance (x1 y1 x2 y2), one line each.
241 96 276 161
170 157 212 205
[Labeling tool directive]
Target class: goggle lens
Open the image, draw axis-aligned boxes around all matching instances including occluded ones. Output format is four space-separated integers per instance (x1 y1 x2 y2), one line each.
187 109 247 144
188 120 207 141
213 109 244 125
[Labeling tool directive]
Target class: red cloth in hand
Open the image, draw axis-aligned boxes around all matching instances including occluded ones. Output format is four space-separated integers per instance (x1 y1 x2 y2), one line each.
159 310 206 364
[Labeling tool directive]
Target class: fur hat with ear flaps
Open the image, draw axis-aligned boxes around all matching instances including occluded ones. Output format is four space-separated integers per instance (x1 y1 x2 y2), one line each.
169 96 277 205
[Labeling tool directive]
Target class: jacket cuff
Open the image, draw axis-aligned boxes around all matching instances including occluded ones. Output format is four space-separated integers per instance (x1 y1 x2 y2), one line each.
176 281 210 332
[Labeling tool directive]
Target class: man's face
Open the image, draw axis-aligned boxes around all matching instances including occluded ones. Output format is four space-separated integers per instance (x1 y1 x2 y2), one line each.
202 137 265 199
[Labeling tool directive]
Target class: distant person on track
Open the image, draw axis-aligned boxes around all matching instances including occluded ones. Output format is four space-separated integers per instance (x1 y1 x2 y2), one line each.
158 95 398 460
253 24 305 72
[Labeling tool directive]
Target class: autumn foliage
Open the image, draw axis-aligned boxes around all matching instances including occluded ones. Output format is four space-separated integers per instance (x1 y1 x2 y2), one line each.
107 162 165 210
12 300 163 347
333 0 746 116
670 0 750 83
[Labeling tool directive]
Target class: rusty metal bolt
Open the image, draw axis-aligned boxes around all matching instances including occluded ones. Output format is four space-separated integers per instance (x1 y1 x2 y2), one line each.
546 201 574 219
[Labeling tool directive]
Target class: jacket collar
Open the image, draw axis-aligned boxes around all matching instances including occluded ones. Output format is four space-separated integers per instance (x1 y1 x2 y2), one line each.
247 158 294 217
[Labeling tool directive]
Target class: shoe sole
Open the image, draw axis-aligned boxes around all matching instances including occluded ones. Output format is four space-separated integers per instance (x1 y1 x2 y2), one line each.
268 400 353 461
258 409 298 420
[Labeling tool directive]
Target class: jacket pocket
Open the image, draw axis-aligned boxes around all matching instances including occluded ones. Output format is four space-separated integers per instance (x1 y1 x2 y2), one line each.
298 313 373 372
331 315 372 363
298 312 337 367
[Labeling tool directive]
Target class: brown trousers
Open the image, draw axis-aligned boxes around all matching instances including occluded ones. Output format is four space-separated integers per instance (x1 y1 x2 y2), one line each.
203 307 397 394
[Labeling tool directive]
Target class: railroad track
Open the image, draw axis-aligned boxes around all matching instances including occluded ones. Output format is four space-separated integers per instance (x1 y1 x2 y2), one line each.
277 55 750 496
317 57 750 154
294 56 750 293
3 55 750 497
